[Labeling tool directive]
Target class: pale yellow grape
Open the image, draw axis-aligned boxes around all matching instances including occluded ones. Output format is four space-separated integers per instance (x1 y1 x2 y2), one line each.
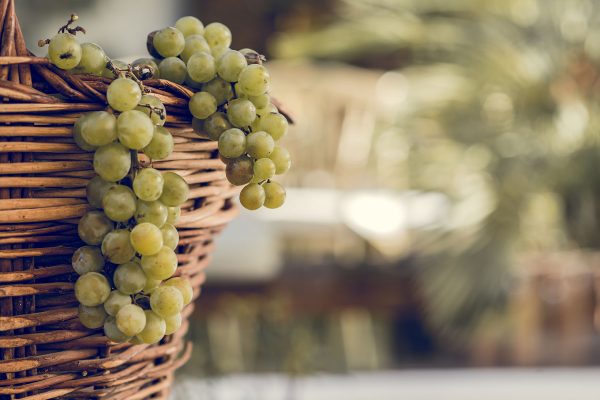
238 64 270 96
143 277 161 294
160 223 179 250
240 183 265 210
252 158 276 182
130 222 163 256
79 304 107 329
211 46 231 63
107 78 142 112
202 77 233 105
75 272 111 307
72 245 104 275
249 93 270 109
104 290 131 316
78 211 113 245
136 310 166 344
102 185 136 222
164 313 182 335
256 103 278 116
159 172 189 207
269 145 291 175
48 33 81 70
80 111 117 148
186 52 216 83
227 98 256 128
150 286 183 318
164 277 193 305
104 316 131 342
93 142 131 182
135 200 168 227
87 176 114 209
217 50 247 82
180 34 211 62
263 181 286 209
101 229 136 264
201 112 232 140
259 113 288 141
132 57 160 79
176 16 204 37
185 73 204 89
116 304 146 336
143 126 174 160
136 95 166 126
113 261 147 295
246 131 274 158
225 155 254 186
153 27 185 57
166 206 181 225
203 22 232 49
218 128 246 158
189 92 217 119
133 168 164 201
75 42 107 75
102 59 127 79
117 110 154 150
141 246 178 280
72 113 96 151
159 57 187 84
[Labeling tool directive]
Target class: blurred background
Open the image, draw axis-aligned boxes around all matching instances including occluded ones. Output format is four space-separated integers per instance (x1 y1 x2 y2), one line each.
15 0 600 398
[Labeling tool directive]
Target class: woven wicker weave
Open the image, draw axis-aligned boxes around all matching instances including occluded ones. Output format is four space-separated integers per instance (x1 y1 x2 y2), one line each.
0 1 239 398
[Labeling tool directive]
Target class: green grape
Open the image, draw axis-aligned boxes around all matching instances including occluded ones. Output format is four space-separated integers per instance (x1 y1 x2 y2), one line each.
87 176 114 209
72 245 104 275
176 16 204 37
104 316 131 342
246 131 275 158
80 111 117 147
180 34 211 62
107 78 142 112
113 261 147 295
75 42 106 75
203 22 232 49
79 304 107 329
189 92 217 119
130 336 144 345
136 310 166 344
143 126 174 160
135 200 168 227
160 172 190 207
160 223 179 250
143 277 161 294
240 183 265 210
117 110 155 150
200 112 231 140
186 52 216 83
227 98 256 128
130 222 163 256
133 168 164 202
48 33 81 70
159 57 187 84
153 27 185 57
201 77 233 105
104 290 132 316
249 93 270 109
75 272 111 307
102 184 137 222
225 155 254 186
252 158 276 182
136 95 167 126
116 304 147 336
256 103 278 117
102 59 127 79
217 50 247 82
164 313 182 335
166 206 181 225
101 229 136 264
93 142 131 182
260 113 288 141
132 57 160 79
78 211 113 245
141 246 178 280
211 46 231 62
218 128 246 158
269 145 291 175
73 115 97 152
263 181 286 209
164 277 193 305
150 286 183 318
238 64 270 96
185 73 204 89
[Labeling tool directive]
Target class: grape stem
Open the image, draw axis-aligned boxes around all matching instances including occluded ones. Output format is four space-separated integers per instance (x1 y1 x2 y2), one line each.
105 60 151 94
137 103 166 122
38 14 86 47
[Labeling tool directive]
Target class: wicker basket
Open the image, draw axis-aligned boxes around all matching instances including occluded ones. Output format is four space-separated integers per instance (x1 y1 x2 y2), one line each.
0 2 239 398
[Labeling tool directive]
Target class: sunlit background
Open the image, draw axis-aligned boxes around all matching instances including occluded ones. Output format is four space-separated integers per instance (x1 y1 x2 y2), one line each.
15 0 600 398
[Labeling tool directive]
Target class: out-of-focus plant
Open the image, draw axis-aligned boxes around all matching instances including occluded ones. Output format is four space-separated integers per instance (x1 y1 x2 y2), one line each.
272 0 600 340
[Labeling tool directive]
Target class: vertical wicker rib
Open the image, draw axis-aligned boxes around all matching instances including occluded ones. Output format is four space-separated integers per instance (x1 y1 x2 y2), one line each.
0 2 238 398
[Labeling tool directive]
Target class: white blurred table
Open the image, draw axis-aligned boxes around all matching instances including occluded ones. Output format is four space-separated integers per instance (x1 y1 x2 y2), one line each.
174 368 600 400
